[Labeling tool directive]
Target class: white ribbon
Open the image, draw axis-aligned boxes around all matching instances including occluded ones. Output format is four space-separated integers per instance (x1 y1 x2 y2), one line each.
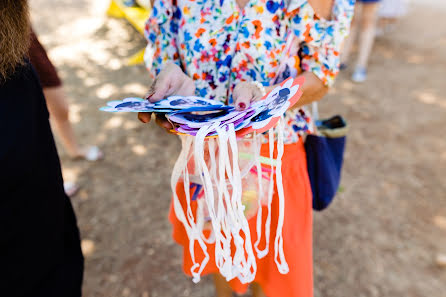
170 135 209 283
170 117 289 283
274 117 289 274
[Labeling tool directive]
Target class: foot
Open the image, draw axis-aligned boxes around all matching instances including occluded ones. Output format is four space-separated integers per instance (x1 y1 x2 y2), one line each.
71 146 104 161
351 67 367 83
64 181 80 197
339 63 348 71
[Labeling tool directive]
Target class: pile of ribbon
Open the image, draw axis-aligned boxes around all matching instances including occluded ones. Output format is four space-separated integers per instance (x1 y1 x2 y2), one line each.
101 77 304 283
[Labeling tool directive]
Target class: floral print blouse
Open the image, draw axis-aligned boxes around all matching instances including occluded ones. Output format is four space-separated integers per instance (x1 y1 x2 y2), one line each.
144 0 354 142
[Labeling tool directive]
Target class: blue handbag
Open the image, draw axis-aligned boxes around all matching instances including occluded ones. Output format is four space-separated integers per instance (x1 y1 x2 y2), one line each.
305 104 347 211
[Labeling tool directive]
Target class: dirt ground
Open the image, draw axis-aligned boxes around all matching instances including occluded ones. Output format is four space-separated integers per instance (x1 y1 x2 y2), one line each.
30 1 446 296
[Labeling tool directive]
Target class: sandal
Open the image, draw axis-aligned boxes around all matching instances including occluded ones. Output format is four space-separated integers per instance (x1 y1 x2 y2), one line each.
64 181 80 197
84 146 104 161
72 146 104 162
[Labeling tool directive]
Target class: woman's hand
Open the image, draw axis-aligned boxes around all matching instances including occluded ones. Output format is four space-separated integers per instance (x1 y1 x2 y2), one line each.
232 73 328 112
138 62 196 129
232 81 265 111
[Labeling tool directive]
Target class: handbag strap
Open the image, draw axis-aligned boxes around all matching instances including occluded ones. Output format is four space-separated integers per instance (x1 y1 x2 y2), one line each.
312 102 319 121
273 32 320 134
311 102 319 134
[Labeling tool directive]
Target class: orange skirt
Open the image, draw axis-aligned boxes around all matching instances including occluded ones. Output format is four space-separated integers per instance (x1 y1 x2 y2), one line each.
169 140 313 297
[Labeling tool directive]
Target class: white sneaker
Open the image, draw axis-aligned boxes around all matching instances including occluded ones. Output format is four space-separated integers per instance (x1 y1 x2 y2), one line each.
351 67 367 83
84 146 104 161
64 181 80 197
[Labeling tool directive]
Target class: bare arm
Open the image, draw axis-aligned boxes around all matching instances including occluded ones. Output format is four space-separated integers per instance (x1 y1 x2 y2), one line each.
265 71 328 108
292 72 328 108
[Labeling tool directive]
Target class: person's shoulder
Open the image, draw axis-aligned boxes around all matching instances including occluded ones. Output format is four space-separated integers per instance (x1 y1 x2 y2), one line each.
0 60 46 115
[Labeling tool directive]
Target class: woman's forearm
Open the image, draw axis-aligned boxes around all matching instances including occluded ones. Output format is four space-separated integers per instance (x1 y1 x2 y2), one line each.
265 71 328 108
294 72 328 107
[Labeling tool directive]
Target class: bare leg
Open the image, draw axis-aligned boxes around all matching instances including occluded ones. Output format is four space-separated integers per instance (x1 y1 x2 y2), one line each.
252 282 267 297
355 2 380 69
43 86 84 158
340 3 361 66
44 86 87 197
213 274 233 297
44 87 103 161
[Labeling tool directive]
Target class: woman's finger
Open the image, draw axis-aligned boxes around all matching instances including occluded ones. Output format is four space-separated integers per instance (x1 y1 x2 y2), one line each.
149 74 171 102
250 83 264 102
155 114 174 130
233 83 255 111
144 77 157 99
138 112 152 123
177 76 196 96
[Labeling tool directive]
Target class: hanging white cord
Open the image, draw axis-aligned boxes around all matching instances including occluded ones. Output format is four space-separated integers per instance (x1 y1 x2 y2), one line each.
215 125 234 278
255 129 276 258
199 138 217 244
183 156 195 236
253 132 267 258
227 124 257 283
171 117 289 283
208 138 218 196
196 198 215 244
215 124 255 282
194 140 215 245
171 136 209 283
194 123 229 276
185 123 256 283
274 116 289 274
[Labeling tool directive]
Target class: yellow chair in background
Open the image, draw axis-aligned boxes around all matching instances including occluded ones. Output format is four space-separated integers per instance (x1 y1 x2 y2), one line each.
107 0 151 65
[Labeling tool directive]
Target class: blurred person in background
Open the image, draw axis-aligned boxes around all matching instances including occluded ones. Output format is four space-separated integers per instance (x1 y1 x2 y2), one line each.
340 0 381 82
0 1 84 296
28 28 104 196
376 0 407 35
